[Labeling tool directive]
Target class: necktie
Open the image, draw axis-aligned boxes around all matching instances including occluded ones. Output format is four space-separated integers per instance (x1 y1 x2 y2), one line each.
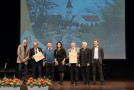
36 48 37 54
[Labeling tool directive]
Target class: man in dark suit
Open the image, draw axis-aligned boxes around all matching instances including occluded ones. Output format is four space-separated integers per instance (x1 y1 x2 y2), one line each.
78 42 92 85
30 41 43 79
91 40 104 85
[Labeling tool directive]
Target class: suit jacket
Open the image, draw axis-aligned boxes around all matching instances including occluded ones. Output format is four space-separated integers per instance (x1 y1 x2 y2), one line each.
67 47 80 66
30 47 43 66
78 48 92 66
17 45 30 65
91 46 104 64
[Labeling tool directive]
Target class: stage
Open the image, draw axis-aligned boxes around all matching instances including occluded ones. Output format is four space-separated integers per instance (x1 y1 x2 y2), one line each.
20 80 134 90
0 0 133 90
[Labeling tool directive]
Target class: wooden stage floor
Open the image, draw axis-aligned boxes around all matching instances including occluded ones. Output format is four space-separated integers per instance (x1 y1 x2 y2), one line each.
20 80 134 90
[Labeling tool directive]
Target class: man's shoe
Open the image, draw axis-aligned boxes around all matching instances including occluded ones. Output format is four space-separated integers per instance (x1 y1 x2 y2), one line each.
75 81 78 85
71 81 74 84
93 82 96 85
87 82 90 85
82 82 87 85
58 81 63 85
101 82 104 85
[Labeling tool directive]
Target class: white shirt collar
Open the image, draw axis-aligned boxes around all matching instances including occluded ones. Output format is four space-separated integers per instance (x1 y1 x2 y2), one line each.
34 47 38 49
95 46 99 48
34 47 39 54
71 48 75 49
48 47 52 50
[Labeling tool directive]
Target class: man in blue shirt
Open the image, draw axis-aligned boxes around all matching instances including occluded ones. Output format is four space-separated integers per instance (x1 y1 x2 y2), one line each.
43 42 55 81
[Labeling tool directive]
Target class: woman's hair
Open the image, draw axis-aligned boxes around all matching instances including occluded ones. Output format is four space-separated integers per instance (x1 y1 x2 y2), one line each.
56 41 63 49
56 42 63 55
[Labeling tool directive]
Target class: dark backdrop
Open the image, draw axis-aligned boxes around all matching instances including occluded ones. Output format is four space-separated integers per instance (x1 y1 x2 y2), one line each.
0 0 134 80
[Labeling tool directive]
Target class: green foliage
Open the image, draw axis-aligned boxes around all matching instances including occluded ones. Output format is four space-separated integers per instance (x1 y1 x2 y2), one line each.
85 0 125 53
27 0 58 42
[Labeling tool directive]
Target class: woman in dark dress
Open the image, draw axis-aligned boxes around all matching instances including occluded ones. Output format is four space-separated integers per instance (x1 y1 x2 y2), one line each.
54 42 66 85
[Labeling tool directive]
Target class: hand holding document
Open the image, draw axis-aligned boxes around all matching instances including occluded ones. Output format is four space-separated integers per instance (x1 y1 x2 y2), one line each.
33 52 45 62
62 60 65 65
69 52 77 63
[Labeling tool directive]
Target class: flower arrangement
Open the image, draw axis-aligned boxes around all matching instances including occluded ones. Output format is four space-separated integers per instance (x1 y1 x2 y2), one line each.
0 77 51 88
26 77 52 87
0 77 23 87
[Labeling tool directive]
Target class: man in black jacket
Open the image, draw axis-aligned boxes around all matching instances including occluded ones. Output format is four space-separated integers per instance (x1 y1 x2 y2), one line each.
92 40 104 85
78 42 92 85
30 41 43 79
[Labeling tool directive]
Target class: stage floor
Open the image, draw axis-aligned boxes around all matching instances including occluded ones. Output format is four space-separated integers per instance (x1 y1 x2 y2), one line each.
20 80 134 90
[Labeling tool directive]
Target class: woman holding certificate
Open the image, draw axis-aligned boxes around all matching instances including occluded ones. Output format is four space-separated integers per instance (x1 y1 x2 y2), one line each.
54 42 66 85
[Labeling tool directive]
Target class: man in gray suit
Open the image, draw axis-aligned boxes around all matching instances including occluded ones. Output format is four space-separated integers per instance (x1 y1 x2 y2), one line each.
17 40 30 82
91 40 104 85
67 42 80 84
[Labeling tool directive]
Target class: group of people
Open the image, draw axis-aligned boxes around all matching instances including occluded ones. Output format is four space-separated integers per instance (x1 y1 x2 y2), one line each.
17 39 104 85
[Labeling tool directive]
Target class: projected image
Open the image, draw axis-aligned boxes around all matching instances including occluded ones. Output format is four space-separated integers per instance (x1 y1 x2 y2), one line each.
21 0 125 59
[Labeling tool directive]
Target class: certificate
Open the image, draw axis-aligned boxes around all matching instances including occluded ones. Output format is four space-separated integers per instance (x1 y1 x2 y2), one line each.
69 52 77 63
34 52 45 62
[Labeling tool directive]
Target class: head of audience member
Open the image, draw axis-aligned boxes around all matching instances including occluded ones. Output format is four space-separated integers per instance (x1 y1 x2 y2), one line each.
47 42 52 49
94 40 99 47
23 40 28 46
71 42 76 49
82 42 87 49
56 42 63 49
33 41 38 48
